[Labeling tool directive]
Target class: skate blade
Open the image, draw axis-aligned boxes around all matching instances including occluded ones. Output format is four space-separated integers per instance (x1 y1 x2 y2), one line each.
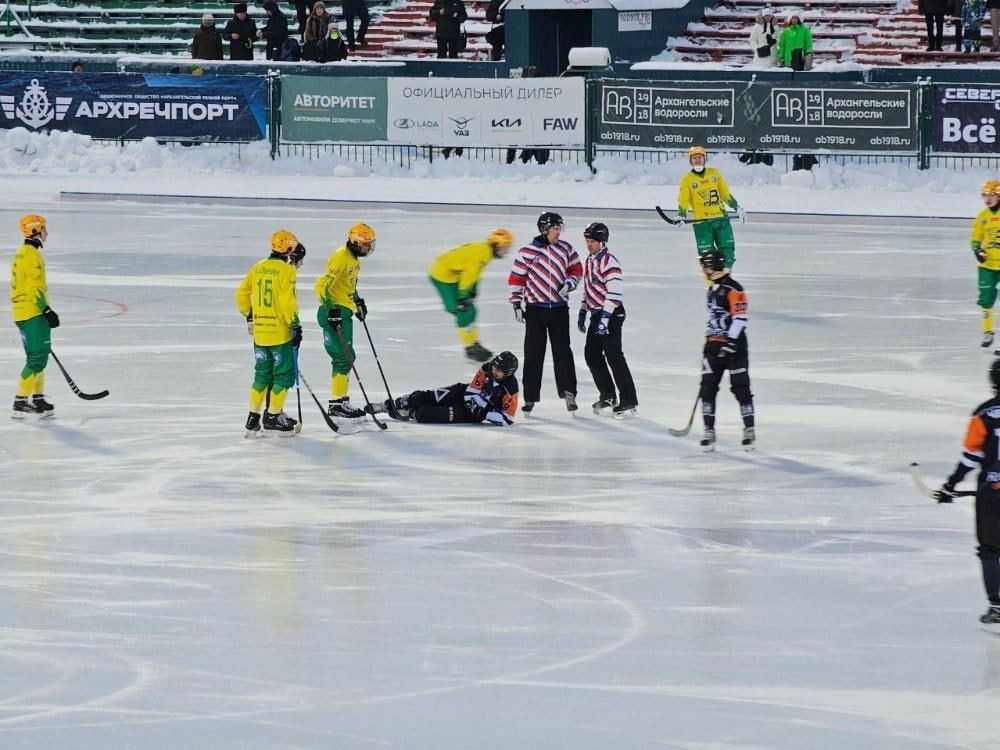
11 412 27 420
743 443 755 452
262 429 297 438
980 622 1000 635
244 429 262 439
38 412 54 419
701 444 716 452
613 409 637 420
592 407 613 416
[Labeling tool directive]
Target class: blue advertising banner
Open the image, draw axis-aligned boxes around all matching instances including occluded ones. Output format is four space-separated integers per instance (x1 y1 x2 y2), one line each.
0 73 267 141
932 83 1000 154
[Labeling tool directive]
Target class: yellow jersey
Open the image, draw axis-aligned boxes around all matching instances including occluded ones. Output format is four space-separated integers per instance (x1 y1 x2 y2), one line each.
10 241 48 323
236 257 300 347
971 206 1000 271
677 167 738 221
428 241 494 296
314 245 360 313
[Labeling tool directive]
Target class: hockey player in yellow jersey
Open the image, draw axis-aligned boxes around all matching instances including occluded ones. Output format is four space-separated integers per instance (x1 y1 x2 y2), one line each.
677 146 746 270
236 230 304 436
972 180 1000 351
428 228 514 363
315 223 374 419
10 214 60 418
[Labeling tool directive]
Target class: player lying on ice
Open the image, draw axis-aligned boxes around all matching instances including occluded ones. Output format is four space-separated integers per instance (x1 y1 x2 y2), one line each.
368 351 520 426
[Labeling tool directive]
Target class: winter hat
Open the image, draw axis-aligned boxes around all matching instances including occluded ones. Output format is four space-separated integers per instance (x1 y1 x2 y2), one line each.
263 0 277 11
233 2 248 13
202 12 214 23
761 7 774 15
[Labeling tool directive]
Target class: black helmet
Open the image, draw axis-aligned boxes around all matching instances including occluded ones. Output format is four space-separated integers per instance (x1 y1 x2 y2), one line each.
991 358 1000 394
490 350 518 378
537 211 564 233
583 221 609 243
699 249 726 272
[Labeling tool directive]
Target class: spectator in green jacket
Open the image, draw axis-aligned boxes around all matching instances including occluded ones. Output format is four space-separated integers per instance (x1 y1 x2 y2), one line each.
777 15 813 70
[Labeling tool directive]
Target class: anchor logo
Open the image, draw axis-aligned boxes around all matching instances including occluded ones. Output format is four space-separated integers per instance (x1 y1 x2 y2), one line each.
0 79 73 129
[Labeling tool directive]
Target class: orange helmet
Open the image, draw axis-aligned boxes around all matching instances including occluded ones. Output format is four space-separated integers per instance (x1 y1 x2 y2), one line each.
488 228 513 252
688 145 708 162
983 180 1000 197
347 223 376 256
19 214 46 238
271 229 299 254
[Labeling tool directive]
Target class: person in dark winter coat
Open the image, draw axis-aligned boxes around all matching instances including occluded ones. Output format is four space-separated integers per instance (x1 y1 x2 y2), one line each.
951 0 965 51
485 0 505 60
342 0 369 50
224 2 257 60
429 0 468 58
192 13 224 60
989 0 1000 51
920 0 950 50
303 1 335 61
257 1 289 60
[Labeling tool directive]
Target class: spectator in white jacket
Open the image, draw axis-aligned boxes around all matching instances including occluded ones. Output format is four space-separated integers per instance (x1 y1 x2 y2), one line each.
748 8 779 67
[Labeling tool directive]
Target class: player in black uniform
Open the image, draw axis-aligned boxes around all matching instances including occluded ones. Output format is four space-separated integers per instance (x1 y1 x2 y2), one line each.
934 358 1000 632
699 250 755 451
371 351 520 426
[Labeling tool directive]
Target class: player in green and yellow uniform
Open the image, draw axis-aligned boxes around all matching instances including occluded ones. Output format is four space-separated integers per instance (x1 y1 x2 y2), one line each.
315 223 374 419
10 214 60 418
972 180 1000 350
428 227 514 363
677 146 746 269
236 230 304 436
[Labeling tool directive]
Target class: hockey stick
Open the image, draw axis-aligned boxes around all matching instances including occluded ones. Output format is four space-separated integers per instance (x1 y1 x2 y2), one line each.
908 462 975 499
294 348 303 430
359 316 405 420
654 205 737 226
297 371 339 433
50 351 110 400
334 327 387 430
668 393 701 437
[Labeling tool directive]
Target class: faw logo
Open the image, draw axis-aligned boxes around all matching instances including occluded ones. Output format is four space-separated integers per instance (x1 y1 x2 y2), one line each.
543 117 578 131
0 79 72 129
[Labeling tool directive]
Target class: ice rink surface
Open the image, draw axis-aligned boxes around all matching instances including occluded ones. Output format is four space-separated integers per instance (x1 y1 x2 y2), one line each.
1 198 998 749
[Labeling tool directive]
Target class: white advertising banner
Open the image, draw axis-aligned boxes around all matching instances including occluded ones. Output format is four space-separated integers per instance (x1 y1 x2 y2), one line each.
386 77 585 147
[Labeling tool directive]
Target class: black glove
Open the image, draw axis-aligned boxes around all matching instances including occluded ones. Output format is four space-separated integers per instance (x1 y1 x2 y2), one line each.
976 248 987 263
327 307 343 330
766 34 775 45
933 482 957 504
246 314 253 335
717 339 737 363
354 297 367 321
513 303 524 324
42 306 59 328
291 326 303 348
577 309 587 333
456 297 471 313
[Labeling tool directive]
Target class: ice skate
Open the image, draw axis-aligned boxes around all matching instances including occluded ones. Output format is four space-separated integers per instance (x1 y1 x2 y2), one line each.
328 398 365 419
564 393 578 412
465 342 493 363
31 395 54 418
366 399 410 421
244 411 262 438
263 410 298 436
983 331 995 351
592 398 616 415
11 396 34 419
700 428 716 452
742 426 756 451
981 605 1000 634
521 401 535 414
613 402 637 419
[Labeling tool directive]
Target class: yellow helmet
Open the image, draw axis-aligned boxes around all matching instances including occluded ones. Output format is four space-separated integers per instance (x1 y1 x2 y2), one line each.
19 214 46 238
347 223 376 256
688 145 708 161
488 228 513 251
271 229 299 254
983 180 1000 197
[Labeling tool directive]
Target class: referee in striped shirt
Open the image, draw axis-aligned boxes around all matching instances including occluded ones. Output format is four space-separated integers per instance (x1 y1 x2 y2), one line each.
509 211 583 413
578 222 637 416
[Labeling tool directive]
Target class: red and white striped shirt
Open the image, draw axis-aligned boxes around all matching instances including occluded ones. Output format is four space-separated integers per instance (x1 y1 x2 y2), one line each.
508 237 582 307
580 247 623 316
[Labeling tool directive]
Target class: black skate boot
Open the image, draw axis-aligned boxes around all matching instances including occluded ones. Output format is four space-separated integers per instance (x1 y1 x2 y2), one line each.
564 392 578 412
980 605 1000 633
984 331 995 351
613 401 637 419
521 401 535 414
592 398 616 415
263 410 298 436
742 426 756 451
12 396 34 419
328 398 365 419
700 428 716 452
365 398 410 421
465 342 493 363
31 395 54 418
245 411 262 438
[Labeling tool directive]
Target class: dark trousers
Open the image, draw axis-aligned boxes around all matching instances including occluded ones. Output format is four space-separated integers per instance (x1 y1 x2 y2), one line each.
925 13 945 49
344 4 369 47
700 339 753 430
954 18 963 51
404 383 482 424
437 37 460 58
295 1 313 34
583 307 637 407
523 305 576 403
977 494 1000 605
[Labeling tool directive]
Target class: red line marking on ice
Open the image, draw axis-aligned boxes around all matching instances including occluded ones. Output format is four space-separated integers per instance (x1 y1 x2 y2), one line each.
61 293 129 324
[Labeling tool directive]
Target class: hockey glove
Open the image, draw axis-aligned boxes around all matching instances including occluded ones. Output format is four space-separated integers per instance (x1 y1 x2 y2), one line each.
596 313 611 336
933 482 957 504
975 247 987 264
42 306 60 329
577 309 587 333
327 307 343 330
717 339 738 364
513 303 524 324
456 297 472 313
557 280 574 299
246 314 253 336
291 326 303 349
354 297 367 322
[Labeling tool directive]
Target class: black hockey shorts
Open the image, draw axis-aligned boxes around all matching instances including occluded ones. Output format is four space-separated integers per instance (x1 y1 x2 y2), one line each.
700 342 752 405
